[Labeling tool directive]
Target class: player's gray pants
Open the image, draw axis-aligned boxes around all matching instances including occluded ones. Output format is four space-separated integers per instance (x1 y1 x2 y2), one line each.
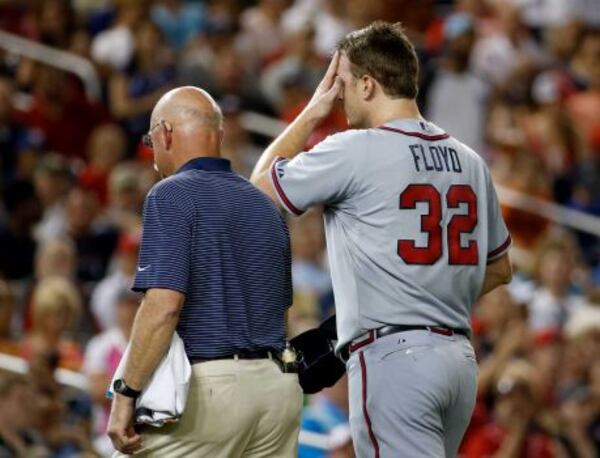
346 329 477 458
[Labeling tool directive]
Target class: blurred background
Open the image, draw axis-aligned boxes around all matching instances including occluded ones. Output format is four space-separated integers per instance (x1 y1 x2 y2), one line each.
0 0 599 456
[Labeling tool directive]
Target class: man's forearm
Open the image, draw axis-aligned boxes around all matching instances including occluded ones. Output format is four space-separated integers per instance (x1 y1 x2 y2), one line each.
251 109 320 182
122 294 181 391
479 270 505 297
478 254 512 298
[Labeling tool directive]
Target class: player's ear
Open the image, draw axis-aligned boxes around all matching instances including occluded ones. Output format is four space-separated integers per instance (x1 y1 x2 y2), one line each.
361 75 376 101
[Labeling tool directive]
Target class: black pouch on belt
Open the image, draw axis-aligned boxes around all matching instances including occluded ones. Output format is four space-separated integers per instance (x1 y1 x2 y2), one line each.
289 314 346 394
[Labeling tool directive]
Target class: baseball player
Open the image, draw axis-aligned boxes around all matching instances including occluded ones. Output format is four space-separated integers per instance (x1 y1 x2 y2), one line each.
251 22 512 458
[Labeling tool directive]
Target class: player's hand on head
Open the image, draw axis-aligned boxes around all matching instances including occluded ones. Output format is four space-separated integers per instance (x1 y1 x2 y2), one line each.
304 51 344 121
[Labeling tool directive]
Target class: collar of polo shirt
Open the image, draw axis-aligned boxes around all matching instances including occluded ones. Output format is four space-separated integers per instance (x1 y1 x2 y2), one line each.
177 157 232 174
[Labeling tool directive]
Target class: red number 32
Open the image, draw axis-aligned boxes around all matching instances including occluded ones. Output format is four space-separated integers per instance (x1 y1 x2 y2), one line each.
398 184 478 265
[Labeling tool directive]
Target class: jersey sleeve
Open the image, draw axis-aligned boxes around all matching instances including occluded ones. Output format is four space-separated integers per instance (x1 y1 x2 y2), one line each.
484 169 511 263
132 187 192 294
269 131 357 216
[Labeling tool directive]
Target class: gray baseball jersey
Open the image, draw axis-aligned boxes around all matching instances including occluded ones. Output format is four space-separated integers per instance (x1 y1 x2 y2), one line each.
270 118 511 349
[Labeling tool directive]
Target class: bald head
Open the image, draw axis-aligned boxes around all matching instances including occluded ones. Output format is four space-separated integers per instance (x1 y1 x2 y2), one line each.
152 86 223 131
149 86 224 176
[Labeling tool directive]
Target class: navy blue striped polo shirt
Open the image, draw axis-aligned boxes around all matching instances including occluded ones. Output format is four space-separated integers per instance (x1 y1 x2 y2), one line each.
132 157 292 358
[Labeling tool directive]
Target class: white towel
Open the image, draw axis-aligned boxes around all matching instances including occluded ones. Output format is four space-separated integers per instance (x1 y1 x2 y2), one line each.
107 332 191 427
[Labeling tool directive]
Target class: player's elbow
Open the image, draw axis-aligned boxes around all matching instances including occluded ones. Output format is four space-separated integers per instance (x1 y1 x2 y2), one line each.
252 172 281 208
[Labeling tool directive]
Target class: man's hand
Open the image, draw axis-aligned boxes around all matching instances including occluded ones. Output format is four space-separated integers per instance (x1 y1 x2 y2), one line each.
303 51 344 122
107 394 142 454
250 51 343 196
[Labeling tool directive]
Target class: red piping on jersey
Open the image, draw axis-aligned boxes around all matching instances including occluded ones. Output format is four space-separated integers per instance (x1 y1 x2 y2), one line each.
487 235 512 260
378 125 450 141
359 351 380 458
270 158 304 216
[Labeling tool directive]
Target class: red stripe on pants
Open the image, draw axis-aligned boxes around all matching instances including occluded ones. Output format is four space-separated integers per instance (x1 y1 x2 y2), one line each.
359 351 380 458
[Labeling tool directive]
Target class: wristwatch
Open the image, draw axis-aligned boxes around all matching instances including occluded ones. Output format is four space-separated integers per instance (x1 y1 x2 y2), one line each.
113 379 142 399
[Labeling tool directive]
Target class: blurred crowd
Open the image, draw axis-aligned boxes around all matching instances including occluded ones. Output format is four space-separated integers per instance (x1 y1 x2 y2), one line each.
0 0 599 456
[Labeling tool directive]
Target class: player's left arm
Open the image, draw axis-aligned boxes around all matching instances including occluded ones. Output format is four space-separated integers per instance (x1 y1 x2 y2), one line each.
251 52 343 203
479 167 512 297
478 253 512 297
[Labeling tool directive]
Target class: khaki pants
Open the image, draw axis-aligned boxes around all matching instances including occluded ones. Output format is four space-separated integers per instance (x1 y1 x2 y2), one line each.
121 358 303 457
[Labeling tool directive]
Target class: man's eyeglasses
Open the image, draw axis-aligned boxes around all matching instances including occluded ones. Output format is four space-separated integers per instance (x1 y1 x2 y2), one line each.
142 121 171 149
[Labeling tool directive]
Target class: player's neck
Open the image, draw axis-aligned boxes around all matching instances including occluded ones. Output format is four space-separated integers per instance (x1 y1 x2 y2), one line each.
367 98 424 128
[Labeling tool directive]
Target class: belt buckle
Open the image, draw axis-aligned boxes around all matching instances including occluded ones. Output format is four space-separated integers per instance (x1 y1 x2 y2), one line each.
348 330 375 353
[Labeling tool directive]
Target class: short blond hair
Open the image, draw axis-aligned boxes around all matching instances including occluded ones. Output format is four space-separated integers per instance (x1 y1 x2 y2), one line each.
32 277 81 330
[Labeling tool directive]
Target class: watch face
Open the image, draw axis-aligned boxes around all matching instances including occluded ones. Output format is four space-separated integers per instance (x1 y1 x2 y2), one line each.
114 379 125 393
113 379 140 398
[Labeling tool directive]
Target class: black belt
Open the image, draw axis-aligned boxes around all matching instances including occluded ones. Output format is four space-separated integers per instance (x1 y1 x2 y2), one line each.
340 325 469 362
190 349 275 365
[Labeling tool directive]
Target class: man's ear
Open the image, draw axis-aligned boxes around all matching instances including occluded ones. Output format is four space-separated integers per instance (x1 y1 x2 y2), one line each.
361 75 376 101
162 121 173 150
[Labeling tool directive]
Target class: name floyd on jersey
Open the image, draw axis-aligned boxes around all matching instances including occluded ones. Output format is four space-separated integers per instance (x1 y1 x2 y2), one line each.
409 144 462 173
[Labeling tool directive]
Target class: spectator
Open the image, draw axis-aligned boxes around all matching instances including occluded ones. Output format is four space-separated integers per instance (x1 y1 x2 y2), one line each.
18 65 108 159
35 0 75 49
65 187 119 283
108 20 175 147
0 375 48 456
528 329 564 399
261 25 325 111
237 0 288 67
471 0 546 89
84 288 141 456
34 237 78 282
0 180 41 281
19 276 83 370
558 385 598 458
79 123 128 205
186 44 275 115
150 0 206 51
282 0 352 58
177 20 237 89
528 236 584 331
91 0 144 71
462 360 556 458
567 27 600 156
32 153 73 243
105 162 145 230
90 228 140 331
0 77 43 184
427 13 488 155
495 152 551 258
26 350 95 456
219 96 265 177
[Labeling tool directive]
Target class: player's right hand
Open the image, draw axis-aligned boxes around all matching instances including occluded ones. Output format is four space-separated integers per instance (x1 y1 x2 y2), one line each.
303 51 344 121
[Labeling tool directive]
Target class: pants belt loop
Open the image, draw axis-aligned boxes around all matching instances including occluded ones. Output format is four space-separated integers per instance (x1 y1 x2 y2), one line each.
267 351 273 360
233 354 239 361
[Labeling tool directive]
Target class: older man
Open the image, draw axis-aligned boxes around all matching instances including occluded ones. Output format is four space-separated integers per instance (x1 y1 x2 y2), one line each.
107 87 302 457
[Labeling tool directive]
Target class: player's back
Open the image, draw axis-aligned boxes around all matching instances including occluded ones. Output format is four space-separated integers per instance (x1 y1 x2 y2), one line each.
323 119 510 346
